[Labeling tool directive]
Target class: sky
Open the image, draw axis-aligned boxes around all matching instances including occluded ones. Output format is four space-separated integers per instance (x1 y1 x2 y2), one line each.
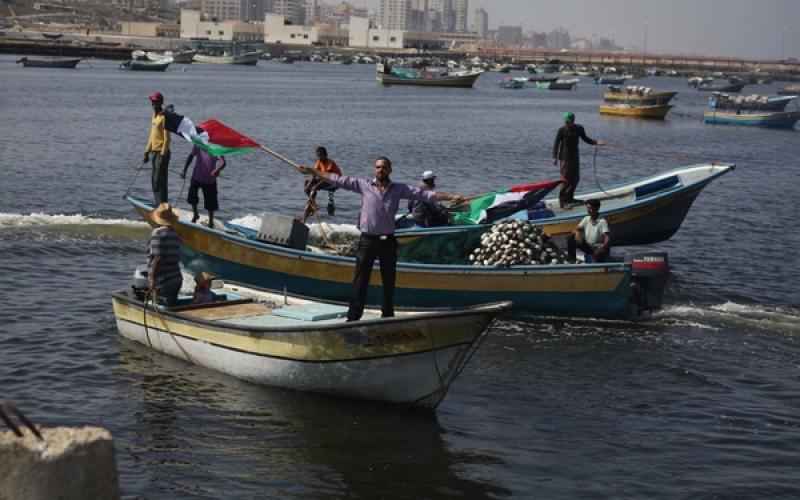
358 0 799 60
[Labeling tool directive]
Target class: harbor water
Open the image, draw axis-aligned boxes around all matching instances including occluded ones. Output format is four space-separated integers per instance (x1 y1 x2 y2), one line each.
2 55 800 498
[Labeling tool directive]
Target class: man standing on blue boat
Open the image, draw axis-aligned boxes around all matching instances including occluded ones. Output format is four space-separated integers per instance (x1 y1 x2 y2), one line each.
552 112 604 208
299 157 465 321
143 92 171 204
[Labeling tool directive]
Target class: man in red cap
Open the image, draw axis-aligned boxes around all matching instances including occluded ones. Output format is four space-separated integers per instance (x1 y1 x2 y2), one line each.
143 92 171 204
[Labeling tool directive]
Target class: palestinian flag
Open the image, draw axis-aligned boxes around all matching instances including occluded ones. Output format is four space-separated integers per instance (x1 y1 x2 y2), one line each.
452 179 561 225
162 107 260 157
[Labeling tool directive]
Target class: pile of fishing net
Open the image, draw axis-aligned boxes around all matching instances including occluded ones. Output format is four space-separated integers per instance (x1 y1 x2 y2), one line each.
469 220 570 266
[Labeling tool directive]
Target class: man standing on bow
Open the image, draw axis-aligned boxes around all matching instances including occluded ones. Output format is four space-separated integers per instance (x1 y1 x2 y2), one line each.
552 112 604 208
142 92 171 204
299 156 465 321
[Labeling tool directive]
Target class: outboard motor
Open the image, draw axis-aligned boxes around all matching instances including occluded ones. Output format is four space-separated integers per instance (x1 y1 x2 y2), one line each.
132 264 150 301
624 251 670 313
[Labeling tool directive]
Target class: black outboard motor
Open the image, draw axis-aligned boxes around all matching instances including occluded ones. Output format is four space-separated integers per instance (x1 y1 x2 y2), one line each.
132 264 150 301
624 251 670 313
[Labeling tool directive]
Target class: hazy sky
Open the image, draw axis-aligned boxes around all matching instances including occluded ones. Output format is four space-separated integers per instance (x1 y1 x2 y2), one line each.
359 0 798 60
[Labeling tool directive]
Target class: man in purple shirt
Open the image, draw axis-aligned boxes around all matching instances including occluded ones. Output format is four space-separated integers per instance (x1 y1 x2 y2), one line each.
180 145 226 227
299 156 465 321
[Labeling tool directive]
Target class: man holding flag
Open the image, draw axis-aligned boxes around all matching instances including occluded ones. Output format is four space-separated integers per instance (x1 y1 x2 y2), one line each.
143 92 171 204
299 157 466 322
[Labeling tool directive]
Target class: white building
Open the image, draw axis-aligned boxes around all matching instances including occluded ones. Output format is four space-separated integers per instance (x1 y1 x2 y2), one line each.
180 9 263 41
378 0 411 30
473 6 487 40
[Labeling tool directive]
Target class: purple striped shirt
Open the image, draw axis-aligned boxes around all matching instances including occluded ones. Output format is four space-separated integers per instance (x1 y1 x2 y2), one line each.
329 173 437 235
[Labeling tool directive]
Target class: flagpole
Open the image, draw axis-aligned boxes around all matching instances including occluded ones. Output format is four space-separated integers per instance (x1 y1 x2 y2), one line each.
259 145 301 170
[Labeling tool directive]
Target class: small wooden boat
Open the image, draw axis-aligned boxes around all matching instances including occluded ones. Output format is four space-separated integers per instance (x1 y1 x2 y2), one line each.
488 63 512 73
193 51 262 65
528 74 558 83
377 63 482 88
112 279 509 408
127 197 666 320
709 93 796 111
594 75 627 85
778 84 800 96
499 77 527 89
120 59 171 72
147 50 195 64
536 78 578 90
696 82 745 93
15 56 81 69
703 109 800 128
599 103 673 119
604 86 678 105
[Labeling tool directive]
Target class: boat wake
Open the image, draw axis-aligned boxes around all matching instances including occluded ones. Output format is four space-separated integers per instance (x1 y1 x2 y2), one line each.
0 212 150 240
655 301 800 336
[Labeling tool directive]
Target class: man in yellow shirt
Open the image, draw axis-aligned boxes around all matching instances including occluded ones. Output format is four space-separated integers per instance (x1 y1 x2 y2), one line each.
142 92 171 204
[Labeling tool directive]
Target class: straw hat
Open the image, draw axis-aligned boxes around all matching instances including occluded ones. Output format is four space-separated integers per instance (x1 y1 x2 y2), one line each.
195 271 217 289
151 202 179 226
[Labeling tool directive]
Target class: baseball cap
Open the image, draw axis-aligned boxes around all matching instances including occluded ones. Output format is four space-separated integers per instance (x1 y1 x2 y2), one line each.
563 111 575 122
422 170 436 180
149 91 164 102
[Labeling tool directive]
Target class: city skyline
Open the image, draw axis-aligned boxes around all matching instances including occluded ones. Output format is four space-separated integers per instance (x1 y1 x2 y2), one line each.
356 0 798 60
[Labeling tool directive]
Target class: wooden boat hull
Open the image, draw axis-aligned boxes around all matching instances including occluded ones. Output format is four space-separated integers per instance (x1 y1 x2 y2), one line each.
120 60 170 71
703 110 800 128
16 57 81 68
111 288 508 408
193 51 262 65
128 197 641 319
377 71 482 88
604 91 678 105
395 164 735 258
147 51 195 63
599 104 673 119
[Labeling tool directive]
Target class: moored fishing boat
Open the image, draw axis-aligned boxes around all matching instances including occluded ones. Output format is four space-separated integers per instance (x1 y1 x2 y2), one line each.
127 197 666 320
15 56 82 68
599 103 673 119
112 276 509 408
120 59 171 72
394 163 735 258
376 63 482 88
703 109 800 128
147 50 195 64
536 78 578 90
499 77 527 89
696 82 746 93
604 86 678 105
193 51 262 65
708 93 797 112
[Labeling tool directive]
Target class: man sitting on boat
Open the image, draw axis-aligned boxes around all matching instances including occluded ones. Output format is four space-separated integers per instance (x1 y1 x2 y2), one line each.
301 147 341 223
298 156 465 321
192 272 221 304
408 170 449 227
148 203 182 306
567 199 610 263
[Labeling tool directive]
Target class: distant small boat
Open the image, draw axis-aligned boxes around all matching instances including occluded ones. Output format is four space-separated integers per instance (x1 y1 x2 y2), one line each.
536 78 578 90
528 74 559 83
709 93 797 112
112 279 509 408
120 59 171 72
594 75 627 85
533 59 561 74
605 86 678 105
16 56 81 69
696 82 746 93
193 51 262 65
377 63 482 88
147 50 195 64
703 110 800 128
499 77 527 89
599 104 673 119
488 63 511 73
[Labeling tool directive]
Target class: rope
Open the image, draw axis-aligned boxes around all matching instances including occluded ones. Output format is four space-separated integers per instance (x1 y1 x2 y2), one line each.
144 288 206 369
600 142 726 166
122 163 147 199
592 146 612 196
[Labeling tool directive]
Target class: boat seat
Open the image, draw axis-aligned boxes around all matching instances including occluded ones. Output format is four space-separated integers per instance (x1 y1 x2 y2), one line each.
634 175 681 199
272 303 348 321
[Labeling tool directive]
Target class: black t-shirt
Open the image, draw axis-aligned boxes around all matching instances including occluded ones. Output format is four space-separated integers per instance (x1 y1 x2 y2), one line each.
553 124 596 162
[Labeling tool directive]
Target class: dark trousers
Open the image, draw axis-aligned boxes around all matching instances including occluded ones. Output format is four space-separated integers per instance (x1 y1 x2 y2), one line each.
151 151 171 205
559 159 580 206
156 281 181 307
348 234 397 321
567 233 609 263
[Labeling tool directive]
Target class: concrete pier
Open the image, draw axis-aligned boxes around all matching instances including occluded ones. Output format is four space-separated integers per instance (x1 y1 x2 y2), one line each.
0 426 120 500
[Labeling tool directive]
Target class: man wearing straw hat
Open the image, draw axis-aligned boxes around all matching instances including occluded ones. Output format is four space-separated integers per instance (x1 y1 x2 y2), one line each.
148 203 182 306
299 156 465 321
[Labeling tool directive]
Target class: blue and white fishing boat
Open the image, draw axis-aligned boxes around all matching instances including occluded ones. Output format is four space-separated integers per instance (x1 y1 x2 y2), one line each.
127 197 668 320
112 277 509 408
703 109 800 128
708 93 797 112
594 75 627 85
499 77 527 89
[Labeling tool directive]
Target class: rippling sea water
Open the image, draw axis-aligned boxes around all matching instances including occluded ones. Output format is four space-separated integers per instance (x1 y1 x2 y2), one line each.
2 55 800 498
